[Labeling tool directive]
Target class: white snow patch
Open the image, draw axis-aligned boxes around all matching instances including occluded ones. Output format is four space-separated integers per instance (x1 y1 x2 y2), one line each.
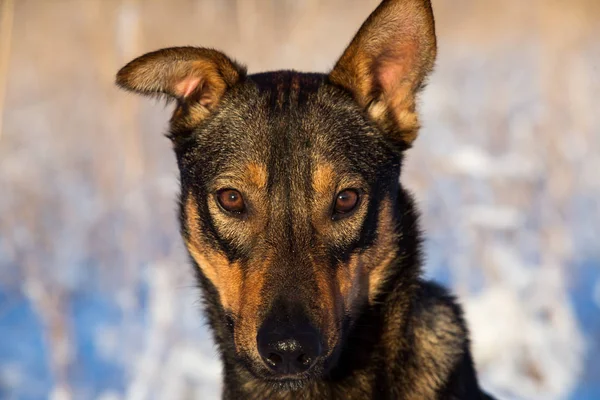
448 146 541 180
448 146 493 178
49 386 71 400
465 261 585 400
97 391 122 400
465 205 523 230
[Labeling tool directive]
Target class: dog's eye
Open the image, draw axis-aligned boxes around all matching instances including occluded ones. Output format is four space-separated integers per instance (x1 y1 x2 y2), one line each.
333 189 360 218
217 189 246 214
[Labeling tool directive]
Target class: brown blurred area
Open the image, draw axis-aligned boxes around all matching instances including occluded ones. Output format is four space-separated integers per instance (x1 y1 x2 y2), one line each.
1 1 599 399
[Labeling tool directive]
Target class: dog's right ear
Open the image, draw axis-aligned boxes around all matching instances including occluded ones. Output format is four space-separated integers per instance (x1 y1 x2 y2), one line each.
116 47 245 126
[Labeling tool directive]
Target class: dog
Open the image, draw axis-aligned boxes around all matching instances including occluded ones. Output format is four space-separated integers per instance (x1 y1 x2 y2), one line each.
116 0 495 398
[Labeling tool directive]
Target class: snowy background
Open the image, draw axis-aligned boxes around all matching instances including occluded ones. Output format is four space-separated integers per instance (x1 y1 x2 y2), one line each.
1 0 599 399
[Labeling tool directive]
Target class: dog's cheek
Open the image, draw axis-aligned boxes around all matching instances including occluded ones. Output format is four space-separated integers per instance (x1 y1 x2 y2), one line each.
185 196 245 313
336 253 368 317
189 245 245 313
186 194 272 362
333 197 398 314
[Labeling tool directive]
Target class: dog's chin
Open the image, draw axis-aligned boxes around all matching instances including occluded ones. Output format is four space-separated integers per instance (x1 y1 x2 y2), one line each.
241 359 327 393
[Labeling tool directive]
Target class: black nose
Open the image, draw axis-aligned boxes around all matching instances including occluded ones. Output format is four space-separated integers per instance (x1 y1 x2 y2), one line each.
257 319 322 375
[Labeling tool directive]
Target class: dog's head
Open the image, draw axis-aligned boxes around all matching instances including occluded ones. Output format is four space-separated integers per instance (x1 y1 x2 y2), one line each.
116 0 435 391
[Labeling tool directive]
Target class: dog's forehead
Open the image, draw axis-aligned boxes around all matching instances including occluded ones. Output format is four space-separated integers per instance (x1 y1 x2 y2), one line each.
190 70 395 182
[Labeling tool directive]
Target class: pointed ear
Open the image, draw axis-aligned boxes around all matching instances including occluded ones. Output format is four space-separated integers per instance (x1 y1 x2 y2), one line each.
116 47 245 125
329 0 436 148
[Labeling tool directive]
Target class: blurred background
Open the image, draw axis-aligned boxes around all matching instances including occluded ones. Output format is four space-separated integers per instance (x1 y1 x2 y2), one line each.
1 0 599 399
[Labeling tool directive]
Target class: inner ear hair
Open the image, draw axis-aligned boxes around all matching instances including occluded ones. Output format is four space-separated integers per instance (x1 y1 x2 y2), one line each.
329 0 437 148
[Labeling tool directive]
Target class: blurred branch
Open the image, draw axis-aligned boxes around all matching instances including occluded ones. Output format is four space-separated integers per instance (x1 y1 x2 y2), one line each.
0 0 15 141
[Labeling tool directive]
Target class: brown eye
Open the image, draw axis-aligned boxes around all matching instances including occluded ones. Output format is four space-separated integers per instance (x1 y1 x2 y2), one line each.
217 189 245 214
333 189 359 217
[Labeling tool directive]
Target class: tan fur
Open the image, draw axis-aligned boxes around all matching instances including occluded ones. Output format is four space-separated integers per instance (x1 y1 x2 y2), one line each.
185 197 244 313
244 162 268 190
312 162 336 196
336 253 364 314
236 267 267 358
314 265 343 354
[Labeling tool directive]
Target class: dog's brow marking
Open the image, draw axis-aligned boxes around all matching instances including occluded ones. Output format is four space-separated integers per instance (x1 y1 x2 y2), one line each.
244 162 268 189
185 196 243 313
312 163 335 196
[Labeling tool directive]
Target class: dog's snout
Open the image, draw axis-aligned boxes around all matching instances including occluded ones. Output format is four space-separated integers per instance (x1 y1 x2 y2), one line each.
257 318 322 375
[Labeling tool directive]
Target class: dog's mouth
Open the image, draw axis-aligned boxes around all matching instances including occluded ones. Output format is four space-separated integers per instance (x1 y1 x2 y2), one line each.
262 375 312 392
248 365 324 393
244 354 326 381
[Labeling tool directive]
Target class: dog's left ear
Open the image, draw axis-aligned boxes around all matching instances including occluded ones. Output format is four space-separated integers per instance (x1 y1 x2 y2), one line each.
329 0 436 148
